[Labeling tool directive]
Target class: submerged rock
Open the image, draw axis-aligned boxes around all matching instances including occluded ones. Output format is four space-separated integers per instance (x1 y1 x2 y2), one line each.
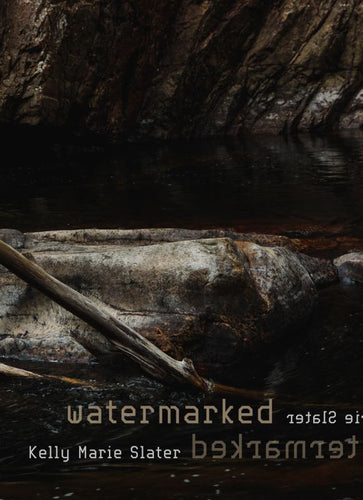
0 229 338 372
334 253 363 284
0 1 361 140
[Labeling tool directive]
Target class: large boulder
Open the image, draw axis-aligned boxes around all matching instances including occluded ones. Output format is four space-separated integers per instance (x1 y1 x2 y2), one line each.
0 229 337 373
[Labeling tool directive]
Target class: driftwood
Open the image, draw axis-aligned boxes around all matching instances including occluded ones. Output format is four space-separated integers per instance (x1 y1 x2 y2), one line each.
0 239 222 393
0 239 288 399
0 361 93 386
0 361 43 379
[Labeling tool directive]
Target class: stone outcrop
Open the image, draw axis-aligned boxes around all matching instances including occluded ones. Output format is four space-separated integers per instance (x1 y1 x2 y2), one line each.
334 252 363 283
0 228 338 373
0 1 362 140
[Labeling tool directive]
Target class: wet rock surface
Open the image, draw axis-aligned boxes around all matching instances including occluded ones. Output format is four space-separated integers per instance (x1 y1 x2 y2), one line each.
334 252 363 284
0 1 361 140
0 228 339 372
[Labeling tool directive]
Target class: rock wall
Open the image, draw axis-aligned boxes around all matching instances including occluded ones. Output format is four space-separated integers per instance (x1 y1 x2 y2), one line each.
0 0 362 140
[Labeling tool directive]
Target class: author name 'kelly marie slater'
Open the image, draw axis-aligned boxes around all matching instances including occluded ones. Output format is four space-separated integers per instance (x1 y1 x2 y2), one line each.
27 435 359 463
25 398 359 463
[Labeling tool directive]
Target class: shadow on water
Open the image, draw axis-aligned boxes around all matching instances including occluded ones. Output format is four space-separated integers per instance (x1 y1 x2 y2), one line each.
1 132 363 248
0 131 363 498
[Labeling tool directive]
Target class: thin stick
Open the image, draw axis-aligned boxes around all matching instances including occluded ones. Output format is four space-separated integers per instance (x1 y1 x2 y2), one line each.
0 361 92 386
0 362 43 379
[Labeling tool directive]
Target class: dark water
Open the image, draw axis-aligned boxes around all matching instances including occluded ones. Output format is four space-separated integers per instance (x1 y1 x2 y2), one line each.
1 132 363 244
1 132 363 499
1 282 363 499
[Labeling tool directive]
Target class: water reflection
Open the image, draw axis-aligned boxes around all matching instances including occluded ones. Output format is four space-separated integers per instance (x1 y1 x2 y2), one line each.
1 132 362 242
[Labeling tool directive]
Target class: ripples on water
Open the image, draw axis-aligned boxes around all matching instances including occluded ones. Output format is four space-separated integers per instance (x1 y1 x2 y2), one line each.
0 132 363 499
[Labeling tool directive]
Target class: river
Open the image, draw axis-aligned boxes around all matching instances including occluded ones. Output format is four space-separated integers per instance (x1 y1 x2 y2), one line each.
0 132 363 499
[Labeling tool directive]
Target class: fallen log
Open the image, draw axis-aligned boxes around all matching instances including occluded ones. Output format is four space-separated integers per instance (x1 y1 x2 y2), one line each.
1 238 291 399
0 239 218 392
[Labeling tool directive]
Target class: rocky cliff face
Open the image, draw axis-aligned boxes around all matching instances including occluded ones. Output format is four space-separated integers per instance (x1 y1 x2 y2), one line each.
0 0 362 140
